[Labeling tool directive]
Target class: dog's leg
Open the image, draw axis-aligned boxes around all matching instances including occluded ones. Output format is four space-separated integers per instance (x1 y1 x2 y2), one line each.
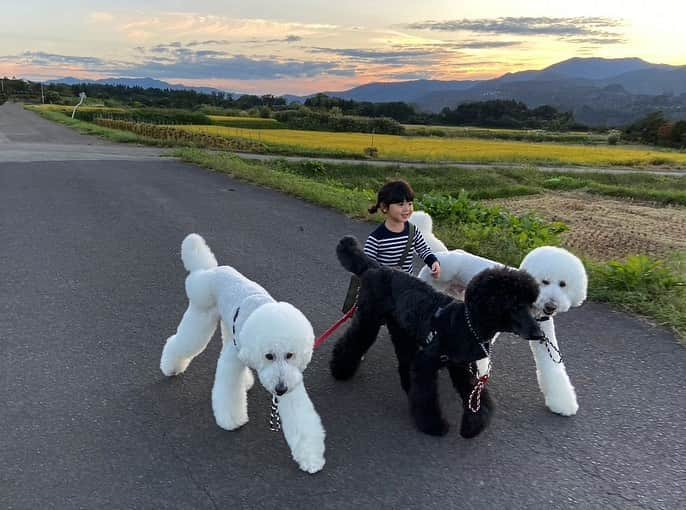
448 364 494 439
278 384 326 474
386 321 416 393
409 351 449 436
160 305 218 376
212 326 250 430
330 309 382 380
218 321 255 391
530 318 578 416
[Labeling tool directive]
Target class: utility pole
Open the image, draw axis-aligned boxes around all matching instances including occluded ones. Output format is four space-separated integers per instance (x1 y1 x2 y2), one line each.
41 82 45 103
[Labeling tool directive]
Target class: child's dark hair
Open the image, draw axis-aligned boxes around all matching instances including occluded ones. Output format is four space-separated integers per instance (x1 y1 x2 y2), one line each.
368 180 415 214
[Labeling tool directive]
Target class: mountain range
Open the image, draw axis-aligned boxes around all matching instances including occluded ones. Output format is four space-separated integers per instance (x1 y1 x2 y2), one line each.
49 57 686 126
322 58 686 126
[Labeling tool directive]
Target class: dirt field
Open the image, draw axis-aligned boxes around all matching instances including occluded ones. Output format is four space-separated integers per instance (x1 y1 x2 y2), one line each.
491 191 686 260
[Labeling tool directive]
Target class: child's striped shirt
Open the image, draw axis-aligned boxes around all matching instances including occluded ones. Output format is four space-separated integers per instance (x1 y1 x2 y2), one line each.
364 222 438 273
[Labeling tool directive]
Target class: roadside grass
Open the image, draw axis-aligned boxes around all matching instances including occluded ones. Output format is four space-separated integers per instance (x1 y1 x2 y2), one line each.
271 159 686 206
588 254 686 339
30 109 174 146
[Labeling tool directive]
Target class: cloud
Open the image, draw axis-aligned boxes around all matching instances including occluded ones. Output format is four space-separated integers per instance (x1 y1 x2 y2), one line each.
0 47 354 80
404 17 625 43
187 35 302 47
309 46 443 66
0 51 110 68
127 54 353 79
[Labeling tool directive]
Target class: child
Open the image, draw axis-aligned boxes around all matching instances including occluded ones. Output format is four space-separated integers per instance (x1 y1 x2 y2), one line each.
365 180 441 279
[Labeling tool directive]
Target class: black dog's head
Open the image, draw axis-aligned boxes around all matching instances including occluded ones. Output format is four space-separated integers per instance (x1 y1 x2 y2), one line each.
464 267 544 341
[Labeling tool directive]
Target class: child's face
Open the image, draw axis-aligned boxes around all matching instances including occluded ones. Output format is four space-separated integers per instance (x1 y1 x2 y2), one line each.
384 200 413 223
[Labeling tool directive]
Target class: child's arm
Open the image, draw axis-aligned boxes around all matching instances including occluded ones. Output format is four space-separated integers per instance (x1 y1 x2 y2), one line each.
412 228 441 278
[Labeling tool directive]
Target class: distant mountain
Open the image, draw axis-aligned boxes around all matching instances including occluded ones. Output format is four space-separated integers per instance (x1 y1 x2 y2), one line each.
599 67 686 95
538 57 659 80
282 94 309 104
322 79 482 104
322 57 686 126
48 76 233 97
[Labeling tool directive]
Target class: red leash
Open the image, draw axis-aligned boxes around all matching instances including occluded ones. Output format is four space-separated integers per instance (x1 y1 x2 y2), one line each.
314 306 356 349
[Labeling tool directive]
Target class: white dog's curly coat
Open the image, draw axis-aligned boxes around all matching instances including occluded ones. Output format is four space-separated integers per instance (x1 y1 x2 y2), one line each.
413 212 587 416
160 234 325 473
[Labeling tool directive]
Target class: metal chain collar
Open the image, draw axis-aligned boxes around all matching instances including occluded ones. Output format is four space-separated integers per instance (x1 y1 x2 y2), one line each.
269 395 281 432
541 335 563 364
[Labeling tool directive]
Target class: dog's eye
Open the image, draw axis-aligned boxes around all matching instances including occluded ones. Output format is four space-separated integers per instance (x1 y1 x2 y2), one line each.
541 279 550 285
559 281 566 287
265 353 274 361
285 353 294 360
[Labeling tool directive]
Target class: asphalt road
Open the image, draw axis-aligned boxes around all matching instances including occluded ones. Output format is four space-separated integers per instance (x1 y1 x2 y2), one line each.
1 102 684 509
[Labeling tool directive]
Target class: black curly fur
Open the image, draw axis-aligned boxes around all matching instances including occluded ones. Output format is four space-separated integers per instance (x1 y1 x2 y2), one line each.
331 235 544 438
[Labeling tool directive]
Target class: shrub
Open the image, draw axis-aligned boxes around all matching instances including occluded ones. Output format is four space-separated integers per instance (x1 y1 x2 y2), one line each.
607 130 621 145
593 256 683 294
363 146 379 158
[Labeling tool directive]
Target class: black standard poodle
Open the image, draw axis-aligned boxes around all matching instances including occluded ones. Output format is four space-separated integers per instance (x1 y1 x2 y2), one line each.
330 236 545 438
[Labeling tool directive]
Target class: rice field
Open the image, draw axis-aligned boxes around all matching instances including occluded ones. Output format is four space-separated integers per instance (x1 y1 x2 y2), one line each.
208 115 284 129
180 124 686 167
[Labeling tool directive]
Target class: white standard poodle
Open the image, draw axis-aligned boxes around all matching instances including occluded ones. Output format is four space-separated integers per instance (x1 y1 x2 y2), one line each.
413 212 588 416
160 234 325 473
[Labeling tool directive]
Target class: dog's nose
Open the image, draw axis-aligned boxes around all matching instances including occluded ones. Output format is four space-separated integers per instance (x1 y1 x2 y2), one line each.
543 302 558 315
275 382 287 396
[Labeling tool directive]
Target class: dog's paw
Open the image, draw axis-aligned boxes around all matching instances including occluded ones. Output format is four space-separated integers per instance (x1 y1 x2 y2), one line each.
295 453 325 474
329 353 361 380
460 406 492 439
415 416 450 436
214 410 249 431
160 356 191 377
545 398 578 416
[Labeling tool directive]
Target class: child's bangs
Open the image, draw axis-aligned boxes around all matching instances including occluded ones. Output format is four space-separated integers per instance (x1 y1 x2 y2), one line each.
387 185 414 204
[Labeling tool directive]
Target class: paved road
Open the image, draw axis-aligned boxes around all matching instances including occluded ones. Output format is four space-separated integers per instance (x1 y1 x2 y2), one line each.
1 102 685 509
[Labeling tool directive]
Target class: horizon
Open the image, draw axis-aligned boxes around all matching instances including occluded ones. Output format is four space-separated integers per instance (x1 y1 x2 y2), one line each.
1 1 684 96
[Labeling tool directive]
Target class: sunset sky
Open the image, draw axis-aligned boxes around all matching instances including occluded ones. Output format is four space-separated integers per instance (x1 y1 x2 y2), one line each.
1 0 684 95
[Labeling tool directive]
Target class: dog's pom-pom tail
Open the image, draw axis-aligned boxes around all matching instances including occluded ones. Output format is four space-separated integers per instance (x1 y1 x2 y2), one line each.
181 234 218 272
336 236 375 275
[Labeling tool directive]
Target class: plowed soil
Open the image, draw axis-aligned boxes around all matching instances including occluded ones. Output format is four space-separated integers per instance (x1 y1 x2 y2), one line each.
491 192 686 260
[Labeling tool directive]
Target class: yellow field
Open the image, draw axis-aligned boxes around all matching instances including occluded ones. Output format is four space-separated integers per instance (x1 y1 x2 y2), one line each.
180 125 686 167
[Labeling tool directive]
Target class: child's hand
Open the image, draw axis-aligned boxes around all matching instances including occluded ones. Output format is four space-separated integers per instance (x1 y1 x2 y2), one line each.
430 261 441 279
